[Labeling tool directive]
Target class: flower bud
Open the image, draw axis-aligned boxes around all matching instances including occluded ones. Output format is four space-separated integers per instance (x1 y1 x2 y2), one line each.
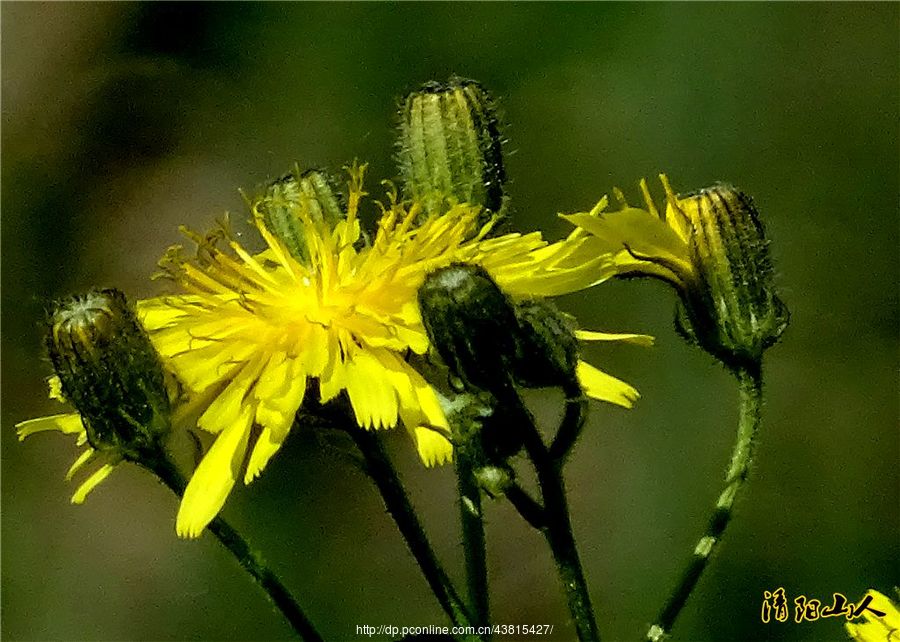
512 300 579 390
47 288 170 460
418 263 518 394
398 77 506 218
670 183 789 366
254 168 345 262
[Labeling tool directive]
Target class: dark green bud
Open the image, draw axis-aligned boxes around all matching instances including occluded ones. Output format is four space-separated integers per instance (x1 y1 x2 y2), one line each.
672 184 789 367
47 288 170 460
254 168 346 263
398 77 506 219
512 300 579 391
418 263 518 394
419 265 583 461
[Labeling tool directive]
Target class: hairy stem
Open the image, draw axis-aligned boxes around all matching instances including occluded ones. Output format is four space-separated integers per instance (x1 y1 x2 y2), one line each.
150 456 322 642
646 360 763 641
505 480 547 530
549 379 588 462
504 392 600 642
456 450 491 629
347 428 476 636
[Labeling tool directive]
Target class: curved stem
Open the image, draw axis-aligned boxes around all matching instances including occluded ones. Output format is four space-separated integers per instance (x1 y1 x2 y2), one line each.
549 379 588 462
456 450 491 629
346 427 476 636
645 360 763 641
149 456 323 642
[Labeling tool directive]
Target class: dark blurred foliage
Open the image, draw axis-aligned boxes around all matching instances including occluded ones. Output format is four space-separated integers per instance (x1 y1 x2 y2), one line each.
2 3 897 641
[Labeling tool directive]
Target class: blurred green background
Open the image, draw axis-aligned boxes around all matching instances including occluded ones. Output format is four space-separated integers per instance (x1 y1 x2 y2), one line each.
2 3 897 641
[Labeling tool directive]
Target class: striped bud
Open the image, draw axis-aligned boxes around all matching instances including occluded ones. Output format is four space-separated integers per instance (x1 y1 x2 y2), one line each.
47 288 170 460
255 168 345 263
672 184 789 366
398 77 506 219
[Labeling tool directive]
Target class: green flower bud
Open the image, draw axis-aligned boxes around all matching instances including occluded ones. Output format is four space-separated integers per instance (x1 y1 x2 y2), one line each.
418 263 518 394
512 300 579 391
672 184 789 367
398 77 506 219
420 265 585 461
254 168 346 263
47 288 170 460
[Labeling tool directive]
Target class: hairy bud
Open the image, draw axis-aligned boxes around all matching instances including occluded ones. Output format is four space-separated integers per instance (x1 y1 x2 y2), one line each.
47 288 170 460
670 183 789 366
398 77 506 219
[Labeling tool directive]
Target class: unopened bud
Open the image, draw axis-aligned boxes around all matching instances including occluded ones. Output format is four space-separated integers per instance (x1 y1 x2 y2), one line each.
398 77 506 218
254 168 345 262
512 300 579 390
418 263 518 393
670 183 789 366
47 288 170 460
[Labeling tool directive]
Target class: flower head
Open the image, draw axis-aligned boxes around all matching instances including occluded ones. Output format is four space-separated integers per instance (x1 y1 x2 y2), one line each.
141 164 643 537
846 589 900 642
17 289 172 503
561 176 788 367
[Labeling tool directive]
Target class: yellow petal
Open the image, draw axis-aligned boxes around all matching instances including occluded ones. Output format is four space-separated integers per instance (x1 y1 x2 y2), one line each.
48 375 65 401
575 330 655 347
16 413 84 440
176 405 254 538
71 462 117 504
66 448 97 480
243 427 283 485
246 362 307 484
345 350 399 429
560 206 693 282
198 355 266 433
412 425 453 467
576 360 639 409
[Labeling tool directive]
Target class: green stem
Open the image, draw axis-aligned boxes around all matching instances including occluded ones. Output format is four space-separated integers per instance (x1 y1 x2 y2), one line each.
506 392 600 642
505 480 546 530
347 428 476 636
549 380 588 462
645 360 763 641
455 449 490 629
149 456 323 642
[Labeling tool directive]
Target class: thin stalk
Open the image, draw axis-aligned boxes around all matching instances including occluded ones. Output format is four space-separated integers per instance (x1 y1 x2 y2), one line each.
505 480 546 530
347 427 476 635
456 450 490 629
149 455 323 642
645 360 763 642
549 380 588 462
505 392 600 642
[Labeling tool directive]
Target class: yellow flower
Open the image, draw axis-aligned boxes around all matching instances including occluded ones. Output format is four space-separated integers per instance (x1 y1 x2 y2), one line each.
561 177 787 366
846 589 900 642
140 165 643 537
